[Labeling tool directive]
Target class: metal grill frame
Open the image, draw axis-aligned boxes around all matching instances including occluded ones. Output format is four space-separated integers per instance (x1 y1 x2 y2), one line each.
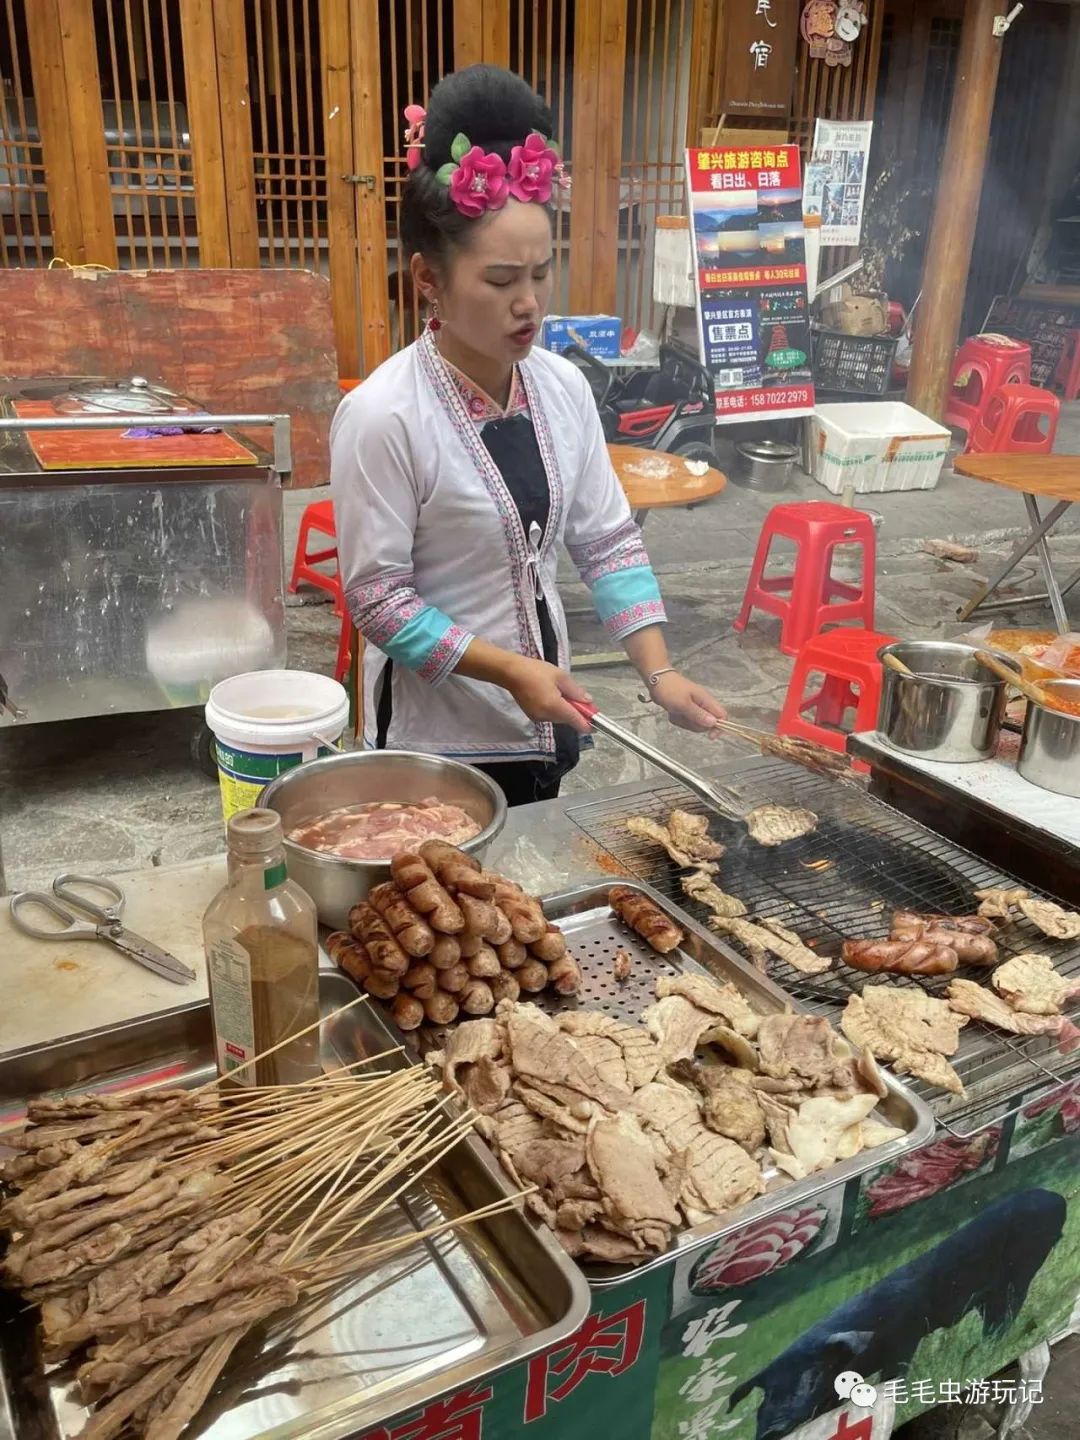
567 758 1080 1136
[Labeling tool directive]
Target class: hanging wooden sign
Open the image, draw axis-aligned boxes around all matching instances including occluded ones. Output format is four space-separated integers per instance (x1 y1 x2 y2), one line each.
720 0 800 117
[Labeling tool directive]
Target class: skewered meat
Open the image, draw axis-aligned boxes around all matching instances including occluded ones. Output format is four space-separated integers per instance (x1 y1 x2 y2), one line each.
841 938 959 976
711 915 832 976
890 911 998 966
624 812 722 872
367 882 436 957
609 886 683 953
287 799 480 859
744 804 817 847
1018 897 1080 940
946 979 1080 1047
681 868 747 919
975 886 1029 920
841 987 967 1096
992 953 1080 1015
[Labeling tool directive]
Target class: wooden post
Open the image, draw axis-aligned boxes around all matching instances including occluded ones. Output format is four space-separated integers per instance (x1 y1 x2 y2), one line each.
907 0 1006 419
26 0 117 268
321 0 361 379
349 0 391 373
568 0 627 315
453 0 510 69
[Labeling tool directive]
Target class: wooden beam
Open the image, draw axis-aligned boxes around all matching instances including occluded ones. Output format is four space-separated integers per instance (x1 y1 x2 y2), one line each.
453 0 509 69
907 0 1007 420
590 0 628 316
27 0 117 267
568 0 601 310
180 0 232 268
686 0 719 146
321 0 361 378
213 0 260 267
350 0 391 373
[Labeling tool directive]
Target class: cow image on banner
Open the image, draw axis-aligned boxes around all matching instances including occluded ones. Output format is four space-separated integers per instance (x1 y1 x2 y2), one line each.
685 145 815 423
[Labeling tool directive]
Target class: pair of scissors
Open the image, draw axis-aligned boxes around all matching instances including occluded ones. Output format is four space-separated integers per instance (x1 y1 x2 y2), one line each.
9 873 197 985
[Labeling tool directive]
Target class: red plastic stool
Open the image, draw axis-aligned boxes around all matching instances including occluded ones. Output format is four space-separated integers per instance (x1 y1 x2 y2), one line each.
779 628 898 770
733 501 877 657
966 383 1060 456
944 333 1030 436
289 499 343 615
1053 330 1080 402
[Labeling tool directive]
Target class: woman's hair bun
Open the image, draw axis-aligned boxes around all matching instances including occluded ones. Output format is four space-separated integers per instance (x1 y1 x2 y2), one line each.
400 66 555 266
423 66 554 169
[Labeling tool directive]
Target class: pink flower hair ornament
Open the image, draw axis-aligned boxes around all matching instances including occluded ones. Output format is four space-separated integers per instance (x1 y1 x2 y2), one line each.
403 104 426 172
433 129 569 217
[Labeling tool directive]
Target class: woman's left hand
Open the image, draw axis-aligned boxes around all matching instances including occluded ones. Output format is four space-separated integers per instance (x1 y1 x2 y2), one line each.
650 671 727 732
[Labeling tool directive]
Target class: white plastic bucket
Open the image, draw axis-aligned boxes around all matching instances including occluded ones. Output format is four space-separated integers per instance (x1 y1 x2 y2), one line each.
205 670 349 822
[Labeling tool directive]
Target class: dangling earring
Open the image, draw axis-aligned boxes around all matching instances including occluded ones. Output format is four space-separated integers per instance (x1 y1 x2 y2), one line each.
428 298 442 332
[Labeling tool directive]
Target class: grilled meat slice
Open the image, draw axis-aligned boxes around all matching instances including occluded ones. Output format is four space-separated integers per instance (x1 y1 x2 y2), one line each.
1018 897 1080 940
681 868 747 920
669 1059 766 1151
841 987 967 1096
974 886 1029 920
744 804 817 847
947 979 1079 1047
992 953 1080 1016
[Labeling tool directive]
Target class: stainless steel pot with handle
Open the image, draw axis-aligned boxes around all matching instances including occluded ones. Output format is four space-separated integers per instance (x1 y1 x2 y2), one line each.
876 640 1020 762
1018 679 1080 798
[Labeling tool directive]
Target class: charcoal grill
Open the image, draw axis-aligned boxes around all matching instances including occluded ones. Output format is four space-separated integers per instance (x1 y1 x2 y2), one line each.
567 755 1080 1136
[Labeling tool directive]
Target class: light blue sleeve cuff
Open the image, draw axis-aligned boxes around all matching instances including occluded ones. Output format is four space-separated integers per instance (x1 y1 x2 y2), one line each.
382 607 475 686
591 566 667 640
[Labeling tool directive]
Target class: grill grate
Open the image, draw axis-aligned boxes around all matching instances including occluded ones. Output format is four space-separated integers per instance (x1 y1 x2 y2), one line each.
567 758 1080 1134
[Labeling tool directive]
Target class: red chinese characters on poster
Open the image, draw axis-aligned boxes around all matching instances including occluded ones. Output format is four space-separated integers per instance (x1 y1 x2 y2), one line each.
524 1300 647 1422
685 145 815 422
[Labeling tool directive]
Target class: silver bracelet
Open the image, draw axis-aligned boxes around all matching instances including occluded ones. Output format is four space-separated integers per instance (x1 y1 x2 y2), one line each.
639 667 678 703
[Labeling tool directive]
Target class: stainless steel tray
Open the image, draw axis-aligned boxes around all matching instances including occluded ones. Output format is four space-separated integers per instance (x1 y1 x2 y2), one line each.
527 882 937 1287
0 973 590 1440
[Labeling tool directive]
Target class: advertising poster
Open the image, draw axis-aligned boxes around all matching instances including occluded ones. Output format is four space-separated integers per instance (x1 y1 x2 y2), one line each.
803 119 873 246
685 144 815 422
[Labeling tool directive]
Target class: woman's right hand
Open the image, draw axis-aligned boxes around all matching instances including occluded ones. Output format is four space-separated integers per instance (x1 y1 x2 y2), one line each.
503 656 593 734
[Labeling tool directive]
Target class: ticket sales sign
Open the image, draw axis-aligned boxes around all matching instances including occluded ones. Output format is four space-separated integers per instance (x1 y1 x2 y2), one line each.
685 144 815 422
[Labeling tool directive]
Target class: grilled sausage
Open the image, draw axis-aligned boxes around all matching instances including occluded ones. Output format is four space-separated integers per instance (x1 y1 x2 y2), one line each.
368 882 436 957
348 902 411 976
391 993 425 1031
390 854 465 933
325 931 370 984
466 946 501 979
529 924 568 964
430 935 462 970
422 991 460 1026
496 939 527 970
437 962 469 994
517 960 549 993
841 938 958 976
489 970 521 1004
362 967 401 1000
547 956 583 995
609 886 683 955
459 893 502 943
417 841 495 899
460 980 495 1015
890 912 998 966
402 960 438 998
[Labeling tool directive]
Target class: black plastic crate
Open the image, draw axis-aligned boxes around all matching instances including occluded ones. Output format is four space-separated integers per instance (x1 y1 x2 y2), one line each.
812 328 900 395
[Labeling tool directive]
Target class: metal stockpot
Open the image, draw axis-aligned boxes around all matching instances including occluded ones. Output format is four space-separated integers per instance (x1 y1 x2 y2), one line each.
877 640 1019 763
1018 679 1080 798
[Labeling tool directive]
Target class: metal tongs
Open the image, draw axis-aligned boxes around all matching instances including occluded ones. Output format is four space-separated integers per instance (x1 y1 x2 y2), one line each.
569 701 745 820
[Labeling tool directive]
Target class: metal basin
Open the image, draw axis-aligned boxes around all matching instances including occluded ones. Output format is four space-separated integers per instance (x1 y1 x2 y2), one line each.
260 750 507 929
877 640 1019 762
1018 679 1080 798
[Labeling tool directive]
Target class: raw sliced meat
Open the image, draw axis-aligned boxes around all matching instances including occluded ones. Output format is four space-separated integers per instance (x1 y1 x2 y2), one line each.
288 798 481 860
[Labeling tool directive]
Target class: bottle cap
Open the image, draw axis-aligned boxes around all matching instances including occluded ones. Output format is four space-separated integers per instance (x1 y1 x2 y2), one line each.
227 807 283 857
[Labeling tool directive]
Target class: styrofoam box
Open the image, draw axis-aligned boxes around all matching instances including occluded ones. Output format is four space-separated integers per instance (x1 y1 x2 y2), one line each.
811 402 951 495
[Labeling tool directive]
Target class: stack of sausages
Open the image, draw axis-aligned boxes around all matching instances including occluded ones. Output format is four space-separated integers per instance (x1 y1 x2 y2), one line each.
326 839 583 1029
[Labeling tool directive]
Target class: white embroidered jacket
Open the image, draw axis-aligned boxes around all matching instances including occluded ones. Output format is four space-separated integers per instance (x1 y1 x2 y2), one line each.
330 329 666 762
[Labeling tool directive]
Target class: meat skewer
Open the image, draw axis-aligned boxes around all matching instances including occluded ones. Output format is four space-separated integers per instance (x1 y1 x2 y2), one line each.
609 886 684 955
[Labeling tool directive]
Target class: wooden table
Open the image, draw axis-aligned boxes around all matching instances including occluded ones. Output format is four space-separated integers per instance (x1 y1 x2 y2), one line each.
572 445 727 669
953 452 1080 632
607 443 727 526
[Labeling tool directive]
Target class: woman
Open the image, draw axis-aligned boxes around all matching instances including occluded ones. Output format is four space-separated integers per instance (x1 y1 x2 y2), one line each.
331 65 725 807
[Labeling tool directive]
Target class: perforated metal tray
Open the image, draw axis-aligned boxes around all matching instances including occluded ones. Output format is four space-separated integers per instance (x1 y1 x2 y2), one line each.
478 882 936 1286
